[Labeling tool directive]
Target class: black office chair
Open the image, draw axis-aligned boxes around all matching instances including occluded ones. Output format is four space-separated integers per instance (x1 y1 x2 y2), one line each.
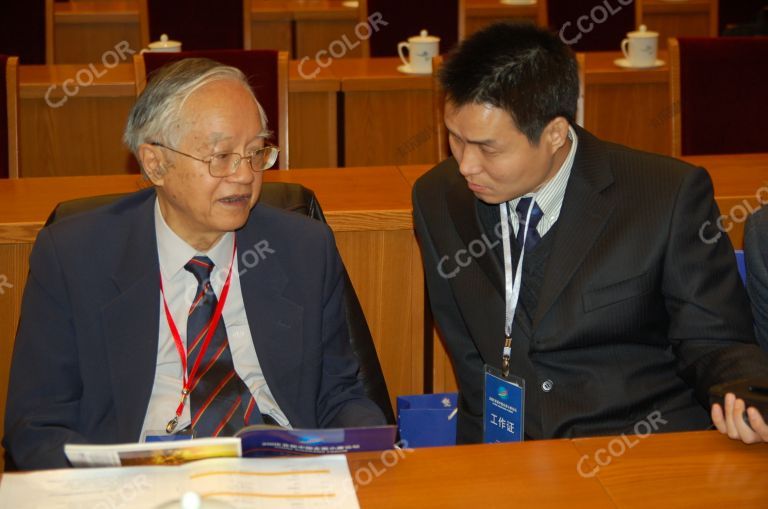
43 183 396 424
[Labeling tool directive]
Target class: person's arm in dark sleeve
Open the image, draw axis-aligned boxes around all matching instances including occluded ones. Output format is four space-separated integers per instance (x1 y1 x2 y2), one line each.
412 186 485 443
660 167 768 443
3 228 87 470
744 209 768 352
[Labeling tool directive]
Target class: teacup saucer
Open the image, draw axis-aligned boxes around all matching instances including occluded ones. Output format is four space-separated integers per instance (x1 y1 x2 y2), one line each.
499 0 536 5
613 58 666 69
397 64 431 75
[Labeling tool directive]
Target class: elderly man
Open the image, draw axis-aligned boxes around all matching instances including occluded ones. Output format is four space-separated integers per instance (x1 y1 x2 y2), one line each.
413 23 768 445
4 58 384 470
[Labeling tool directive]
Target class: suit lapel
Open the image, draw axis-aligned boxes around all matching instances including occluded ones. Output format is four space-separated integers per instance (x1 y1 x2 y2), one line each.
533 129 616 328
236 226 305 425
444 165 525 364
447 173 505 298
101 192 160 442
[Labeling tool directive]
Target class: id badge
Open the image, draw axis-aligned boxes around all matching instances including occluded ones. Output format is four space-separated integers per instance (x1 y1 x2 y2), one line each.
483 365 524 443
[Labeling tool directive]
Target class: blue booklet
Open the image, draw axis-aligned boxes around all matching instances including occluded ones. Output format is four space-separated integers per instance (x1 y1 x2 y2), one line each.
236 425 397 457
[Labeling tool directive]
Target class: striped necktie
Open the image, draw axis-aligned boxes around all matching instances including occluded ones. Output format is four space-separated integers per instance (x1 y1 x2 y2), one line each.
185 256 262 436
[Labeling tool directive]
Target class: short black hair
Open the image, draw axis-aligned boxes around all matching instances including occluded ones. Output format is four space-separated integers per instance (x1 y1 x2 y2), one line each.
440 23 579 144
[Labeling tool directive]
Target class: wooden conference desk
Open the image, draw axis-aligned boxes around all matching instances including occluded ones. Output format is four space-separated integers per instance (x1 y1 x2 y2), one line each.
1 430 763 505
350 430 768 508
17 53 673 177
0 166 423 472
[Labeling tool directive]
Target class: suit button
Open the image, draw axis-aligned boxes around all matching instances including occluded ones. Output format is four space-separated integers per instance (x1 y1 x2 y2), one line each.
542 379 553 392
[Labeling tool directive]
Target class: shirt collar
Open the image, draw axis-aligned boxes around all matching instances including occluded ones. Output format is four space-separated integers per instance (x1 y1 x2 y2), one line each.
155 198 235 280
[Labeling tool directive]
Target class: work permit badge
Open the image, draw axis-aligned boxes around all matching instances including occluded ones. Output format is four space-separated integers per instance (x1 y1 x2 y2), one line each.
483 365 525 443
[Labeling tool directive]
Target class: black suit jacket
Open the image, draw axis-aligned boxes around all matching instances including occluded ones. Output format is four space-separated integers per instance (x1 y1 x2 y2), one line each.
413 127 768 443
3 189 384 470
744 206 768 352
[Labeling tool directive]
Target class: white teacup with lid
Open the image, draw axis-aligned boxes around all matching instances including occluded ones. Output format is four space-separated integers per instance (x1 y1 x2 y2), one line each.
620 25 658 67
141 34 182 53
397 29 440 74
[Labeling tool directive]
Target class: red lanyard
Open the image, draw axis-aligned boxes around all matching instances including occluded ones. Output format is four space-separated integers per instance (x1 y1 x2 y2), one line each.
159 240 237 433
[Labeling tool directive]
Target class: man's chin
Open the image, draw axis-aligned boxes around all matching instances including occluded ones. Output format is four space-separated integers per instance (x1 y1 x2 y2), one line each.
473 192 505 205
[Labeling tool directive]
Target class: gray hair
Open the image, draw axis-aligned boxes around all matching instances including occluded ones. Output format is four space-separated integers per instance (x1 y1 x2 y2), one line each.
123 58 271 158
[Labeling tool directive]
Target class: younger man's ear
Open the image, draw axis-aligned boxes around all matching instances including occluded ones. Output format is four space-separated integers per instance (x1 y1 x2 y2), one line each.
137 144 167 186
544 117 571 154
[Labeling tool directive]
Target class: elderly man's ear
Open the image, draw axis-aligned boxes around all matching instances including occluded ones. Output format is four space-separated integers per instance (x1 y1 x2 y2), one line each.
138 144 168 186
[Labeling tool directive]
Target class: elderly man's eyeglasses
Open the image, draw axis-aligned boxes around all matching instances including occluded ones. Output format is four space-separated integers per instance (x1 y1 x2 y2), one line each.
150 142 280 177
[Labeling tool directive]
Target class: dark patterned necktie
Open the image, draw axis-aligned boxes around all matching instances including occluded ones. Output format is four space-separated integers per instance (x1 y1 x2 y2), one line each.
185 256 262 436
516 197 544 252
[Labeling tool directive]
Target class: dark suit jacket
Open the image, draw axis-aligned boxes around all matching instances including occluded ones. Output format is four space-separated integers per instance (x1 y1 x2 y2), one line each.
744 206 768 351
3 188 384 470
413 127 768 444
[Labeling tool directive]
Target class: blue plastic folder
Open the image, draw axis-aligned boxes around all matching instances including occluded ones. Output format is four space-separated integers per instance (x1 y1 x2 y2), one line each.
397 393 457 448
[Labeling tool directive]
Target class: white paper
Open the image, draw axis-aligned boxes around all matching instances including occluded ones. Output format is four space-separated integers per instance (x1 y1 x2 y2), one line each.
0 456 360 509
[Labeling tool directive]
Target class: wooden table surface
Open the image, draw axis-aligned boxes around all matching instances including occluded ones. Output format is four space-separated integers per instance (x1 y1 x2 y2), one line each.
571 430 768 508
0 166 415 242
349 438 615 508
334 57 433 91
582 50 669 84
3 430 763 507
398 154 768 200
349 430 768 508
